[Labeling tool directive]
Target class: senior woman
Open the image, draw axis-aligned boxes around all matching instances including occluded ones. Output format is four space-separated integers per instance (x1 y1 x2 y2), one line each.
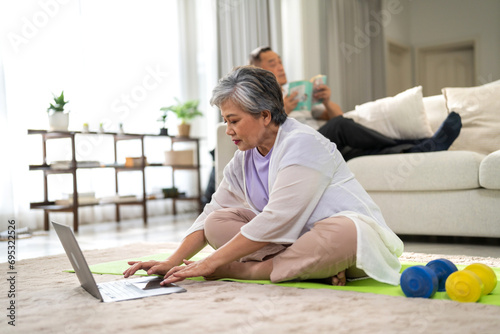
124 65 404 286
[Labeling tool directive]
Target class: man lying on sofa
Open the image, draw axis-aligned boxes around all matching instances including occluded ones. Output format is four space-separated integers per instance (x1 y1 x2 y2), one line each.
248 46 462 161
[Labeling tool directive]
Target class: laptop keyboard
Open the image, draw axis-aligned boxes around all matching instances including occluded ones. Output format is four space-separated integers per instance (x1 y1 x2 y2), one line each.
99 280 143 300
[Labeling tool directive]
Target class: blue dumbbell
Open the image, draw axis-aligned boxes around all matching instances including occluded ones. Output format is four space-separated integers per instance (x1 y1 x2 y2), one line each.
401 258 458 298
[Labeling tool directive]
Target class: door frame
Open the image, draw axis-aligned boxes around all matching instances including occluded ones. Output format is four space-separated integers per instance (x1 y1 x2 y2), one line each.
415 40 477 95
385 39 413 97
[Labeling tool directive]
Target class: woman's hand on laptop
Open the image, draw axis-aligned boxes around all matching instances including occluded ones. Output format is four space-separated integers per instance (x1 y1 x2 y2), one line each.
123 260 174 278
161 258 216 284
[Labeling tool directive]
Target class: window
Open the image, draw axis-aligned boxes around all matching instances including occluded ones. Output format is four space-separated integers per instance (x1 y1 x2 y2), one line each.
0 0 195 228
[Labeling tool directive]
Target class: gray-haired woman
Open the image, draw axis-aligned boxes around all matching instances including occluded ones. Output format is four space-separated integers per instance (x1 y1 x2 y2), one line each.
124 65 404 286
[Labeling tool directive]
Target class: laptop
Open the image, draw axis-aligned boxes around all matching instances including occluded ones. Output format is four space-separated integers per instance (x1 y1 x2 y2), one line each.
52 221 186 302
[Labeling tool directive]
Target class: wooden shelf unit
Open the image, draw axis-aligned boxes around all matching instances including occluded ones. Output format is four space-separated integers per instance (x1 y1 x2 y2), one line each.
28 129 202 232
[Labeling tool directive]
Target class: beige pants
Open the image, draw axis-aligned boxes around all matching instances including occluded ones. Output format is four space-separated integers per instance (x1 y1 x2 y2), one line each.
204 207 366 283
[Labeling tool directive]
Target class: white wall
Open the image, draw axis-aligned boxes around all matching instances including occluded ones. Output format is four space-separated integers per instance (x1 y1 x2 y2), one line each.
384 0 500 85
411 0 500 84
277 0 500 98
382 0 411 46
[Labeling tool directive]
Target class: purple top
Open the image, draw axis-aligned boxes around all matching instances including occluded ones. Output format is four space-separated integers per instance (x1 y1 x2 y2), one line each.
245 147 273 211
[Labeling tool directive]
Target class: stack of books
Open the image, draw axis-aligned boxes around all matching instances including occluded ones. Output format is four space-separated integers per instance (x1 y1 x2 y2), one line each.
99 194 138 204
55 192 99 205
50 160 101 169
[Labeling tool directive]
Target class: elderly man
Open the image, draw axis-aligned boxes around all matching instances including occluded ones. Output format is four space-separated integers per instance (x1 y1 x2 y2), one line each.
249 46 462 161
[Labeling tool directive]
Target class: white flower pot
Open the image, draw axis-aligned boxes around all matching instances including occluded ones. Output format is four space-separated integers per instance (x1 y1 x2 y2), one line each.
48 112 69 131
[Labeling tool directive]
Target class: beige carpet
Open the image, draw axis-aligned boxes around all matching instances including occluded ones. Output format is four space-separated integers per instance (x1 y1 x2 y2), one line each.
3 242 500 334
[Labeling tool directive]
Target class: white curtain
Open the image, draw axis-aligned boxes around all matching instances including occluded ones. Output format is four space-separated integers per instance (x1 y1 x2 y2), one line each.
0 0 217 231
217 0 283 78
178 0 219 152
322 0 386 111
0 48 14 226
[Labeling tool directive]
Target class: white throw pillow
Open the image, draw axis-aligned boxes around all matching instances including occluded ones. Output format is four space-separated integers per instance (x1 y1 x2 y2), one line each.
423 94 448 133
443 84 500 155
353 86 433 139
342 109 359 122
481 79 500 87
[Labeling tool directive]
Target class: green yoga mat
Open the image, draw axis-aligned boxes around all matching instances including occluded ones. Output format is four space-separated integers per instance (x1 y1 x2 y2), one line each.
78 253 500 306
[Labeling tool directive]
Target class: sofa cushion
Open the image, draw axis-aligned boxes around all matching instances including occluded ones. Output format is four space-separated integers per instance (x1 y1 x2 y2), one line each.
480 150 500 190
482 79 500 87
348 86 433 140
442 83 500 155
422 94 448 133
215 123 237 186
347 151 484 191
370 189 500 238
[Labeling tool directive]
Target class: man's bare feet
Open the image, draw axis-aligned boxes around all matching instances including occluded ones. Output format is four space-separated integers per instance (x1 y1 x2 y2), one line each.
331 270 346 286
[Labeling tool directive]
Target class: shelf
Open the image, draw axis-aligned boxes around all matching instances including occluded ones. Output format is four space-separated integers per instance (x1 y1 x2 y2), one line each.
106 163 200 171
29 163 201 175
29 164 107 172
28 129 202 232
30 200 147 209
114 134 144 141
29 165 75 173
27 129 75 139
29 161 200 168
112 165 147 171
30 201 72 210
28 129 200 140
170 165 200 170
173 196 201 201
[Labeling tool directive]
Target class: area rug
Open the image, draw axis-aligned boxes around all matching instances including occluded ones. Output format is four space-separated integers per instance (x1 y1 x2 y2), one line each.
86 251 500 306
3 242 500 334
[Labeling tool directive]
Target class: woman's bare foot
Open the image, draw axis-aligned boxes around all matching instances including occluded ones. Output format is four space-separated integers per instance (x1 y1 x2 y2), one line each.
331 270 346 286
204 260 272 281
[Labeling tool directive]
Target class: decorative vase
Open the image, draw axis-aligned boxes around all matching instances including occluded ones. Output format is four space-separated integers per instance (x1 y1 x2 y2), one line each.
48 112 69 131
177 123 190 137
159 128 169 136
82 123 89 133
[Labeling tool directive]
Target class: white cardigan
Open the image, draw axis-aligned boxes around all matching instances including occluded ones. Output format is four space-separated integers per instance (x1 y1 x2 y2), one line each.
185 118 404 285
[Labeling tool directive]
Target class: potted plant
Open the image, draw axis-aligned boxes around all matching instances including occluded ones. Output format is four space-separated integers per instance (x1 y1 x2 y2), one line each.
47 91 69 131
161 98 203 137
157 108 169 136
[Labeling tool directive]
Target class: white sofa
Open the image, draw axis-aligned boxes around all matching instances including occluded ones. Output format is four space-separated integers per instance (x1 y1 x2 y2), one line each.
215 82 500 238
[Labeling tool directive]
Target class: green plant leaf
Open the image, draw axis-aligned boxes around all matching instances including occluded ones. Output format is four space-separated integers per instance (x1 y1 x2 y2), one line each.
47 91 69 113
160 98 202 123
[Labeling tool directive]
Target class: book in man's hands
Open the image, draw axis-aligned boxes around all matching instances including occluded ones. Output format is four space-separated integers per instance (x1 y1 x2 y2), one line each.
288 74 327 111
